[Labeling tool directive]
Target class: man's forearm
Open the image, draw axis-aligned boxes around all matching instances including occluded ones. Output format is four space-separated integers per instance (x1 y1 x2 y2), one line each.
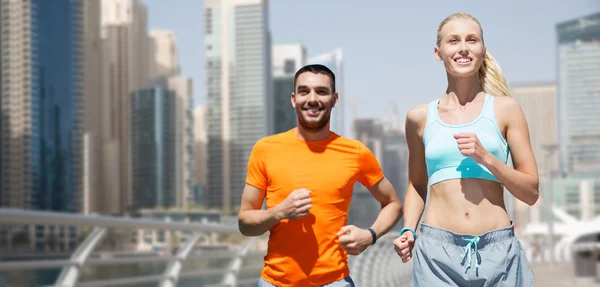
402 187 426 232
370 200 403 240
238 207 282 236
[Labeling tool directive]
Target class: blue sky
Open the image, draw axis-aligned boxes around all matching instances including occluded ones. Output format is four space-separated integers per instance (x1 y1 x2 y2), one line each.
143 0 599 136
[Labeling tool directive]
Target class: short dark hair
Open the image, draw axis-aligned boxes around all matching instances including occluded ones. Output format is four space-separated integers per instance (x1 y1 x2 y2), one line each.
293 64 336 93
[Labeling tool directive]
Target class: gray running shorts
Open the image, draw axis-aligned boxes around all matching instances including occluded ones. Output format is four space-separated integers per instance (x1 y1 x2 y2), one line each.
411 223 535 287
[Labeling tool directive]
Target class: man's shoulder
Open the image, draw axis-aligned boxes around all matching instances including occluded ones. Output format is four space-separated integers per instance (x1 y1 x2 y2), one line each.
254 130 294 148
331 133 367 154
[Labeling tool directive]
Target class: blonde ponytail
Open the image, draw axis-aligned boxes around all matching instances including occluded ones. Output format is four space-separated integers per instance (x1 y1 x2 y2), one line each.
479 51 511 97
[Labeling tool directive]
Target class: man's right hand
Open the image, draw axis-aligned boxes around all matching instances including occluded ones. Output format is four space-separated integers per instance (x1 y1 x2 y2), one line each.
393 230 415 263
274 188 312 220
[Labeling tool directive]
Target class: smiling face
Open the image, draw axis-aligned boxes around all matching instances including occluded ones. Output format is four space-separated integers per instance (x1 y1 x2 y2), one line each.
291 71 338 132
434 17 486 78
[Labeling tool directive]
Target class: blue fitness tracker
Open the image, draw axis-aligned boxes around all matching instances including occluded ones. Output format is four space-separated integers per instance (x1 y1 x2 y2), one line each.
400 227 417 239
367 228 377 245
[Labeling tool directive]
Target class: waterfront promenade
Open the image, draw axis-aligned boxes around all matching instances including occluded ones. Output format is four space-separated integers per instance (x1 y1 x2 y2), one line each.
532 262 599 287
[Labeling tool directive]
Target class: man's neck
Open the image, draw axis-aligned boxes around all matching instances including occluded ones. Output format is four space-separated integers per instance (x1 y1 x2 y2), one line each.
295 126 331 141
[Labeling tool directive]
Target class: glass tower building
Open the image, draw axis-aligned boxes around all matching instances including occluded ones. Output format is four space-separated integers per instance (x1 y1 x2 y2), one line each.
131 87 177 209
0 0 83 212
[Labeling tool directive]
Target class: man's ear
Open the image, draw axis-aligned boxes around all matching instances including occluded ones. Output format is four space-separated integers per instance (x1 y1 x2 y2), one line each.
290 93 296 108
333 92 339 108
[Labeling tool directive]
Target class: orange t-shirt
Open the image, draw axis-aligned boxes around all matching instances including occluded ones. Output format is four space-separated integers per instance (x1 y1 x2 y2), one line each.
246 129 384 287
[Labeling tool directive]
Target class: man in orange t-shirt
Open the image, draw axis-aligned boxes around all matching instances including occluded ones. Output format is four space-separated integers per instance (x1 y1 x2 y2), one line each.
238 64 403 287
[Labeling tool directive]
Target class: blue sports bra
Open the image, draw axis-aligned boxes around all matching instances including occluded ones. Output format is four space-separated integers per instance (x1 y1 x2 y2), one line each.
423 94 509 187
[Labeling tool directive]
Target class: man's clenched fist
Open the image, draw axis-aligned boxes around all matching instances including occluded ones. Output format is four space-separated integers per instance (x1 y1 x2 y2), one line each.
274 188 312 220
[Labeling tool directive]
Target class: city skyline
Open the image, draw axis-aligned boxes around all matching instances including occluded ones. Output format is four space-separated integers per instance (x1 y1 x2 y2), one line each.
144 0 599 136
0 0 595 215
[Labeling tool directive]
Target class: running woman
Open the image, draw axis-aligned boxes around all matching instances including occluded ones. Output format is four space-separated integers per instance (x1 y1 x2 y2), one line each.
393 13 537 287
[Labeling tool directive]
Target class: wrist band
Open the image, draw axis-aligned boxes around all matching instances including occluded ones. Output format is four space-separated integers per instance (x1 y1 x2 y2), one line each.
367 228 377 245
400 227 417 239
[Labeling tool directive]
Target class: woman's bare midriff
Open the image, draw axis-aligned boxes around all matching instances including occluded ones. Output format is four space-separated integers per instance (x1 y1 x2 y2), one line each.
423 178 512 235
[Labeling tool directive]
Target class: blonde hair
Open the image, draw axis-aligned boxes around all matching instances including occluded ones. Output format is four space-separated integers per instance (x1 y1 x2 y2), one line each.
436 13 511 97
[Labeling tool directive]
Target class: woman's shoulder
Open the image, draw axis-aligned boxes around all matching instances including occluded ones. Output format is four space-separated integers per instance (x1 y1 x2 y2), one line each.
491 95 525 127
492 95 521 110
406 103 430 131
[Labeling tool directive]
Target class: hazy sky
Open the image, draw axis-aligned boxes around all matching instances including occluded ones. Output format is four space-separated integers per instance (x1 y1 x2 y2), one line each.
143 0 599 136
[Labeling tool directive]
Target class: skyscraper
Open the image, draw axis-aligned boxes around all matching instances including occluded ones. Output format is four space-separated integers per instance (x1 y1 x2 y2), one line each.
168 75 195 207
101 0 149 214
194 105 208 207
308 49 344 136
204 0 272 214
0 0 85 252
0 0 83 213
510 83 557 229
0 0 38 210
81 0 112 215
351 117 407 229
511 83 558 176
381 103 408 228
350 119 384 229
556 12 600 173
272 42 306 134
149 29 195 208
130 87 177 209
149 29 179 79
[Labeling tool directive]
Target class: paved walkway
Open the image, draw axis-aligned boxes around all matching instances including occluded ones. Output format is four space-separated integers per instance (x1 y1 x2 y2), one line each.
532 262 600 287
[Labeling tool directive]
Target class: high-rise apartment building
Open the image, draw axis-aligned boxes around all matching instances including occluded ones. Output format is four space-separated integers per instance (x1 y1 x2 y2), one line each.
350 119 385 229
512 83 558 176
194 105 207 207
511 82 558 229
204 0 272 214
557 12 600 173
149 29 179 79
130 87 177 210
169 76 195 207
0 0 83 213
351 117 408 229
81 0 113 215
148 29 195 208
100 0 149 214
0 0 85 252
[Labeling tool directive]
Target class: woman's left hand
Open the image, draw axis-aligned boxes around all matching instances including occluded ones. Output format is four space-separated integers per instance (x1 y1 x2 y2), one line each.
454 133 491 165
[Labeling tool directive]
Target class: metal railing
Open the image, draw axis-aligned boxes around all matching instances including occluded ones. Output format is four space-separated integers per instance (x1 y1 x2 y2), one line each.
0 208 413 286
349 233 413 286
0 208 265 287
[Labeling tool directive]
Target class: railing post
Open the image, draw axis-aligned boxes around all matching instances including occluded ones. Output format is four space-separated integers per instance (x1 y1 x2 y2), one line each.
53 227 107 287
222 237 256 287
159 232 204 287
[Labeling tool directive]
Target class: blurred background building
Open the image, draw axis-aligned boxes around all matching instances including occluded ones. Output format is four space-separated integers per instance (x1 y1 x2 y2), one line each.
204 0 272 215
350 108 408 230
557 12 600 174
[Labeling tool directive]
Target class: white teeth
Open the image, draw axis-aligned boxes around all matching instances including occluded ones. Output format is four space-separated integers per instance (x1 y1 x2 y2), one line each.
457 58 471 63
